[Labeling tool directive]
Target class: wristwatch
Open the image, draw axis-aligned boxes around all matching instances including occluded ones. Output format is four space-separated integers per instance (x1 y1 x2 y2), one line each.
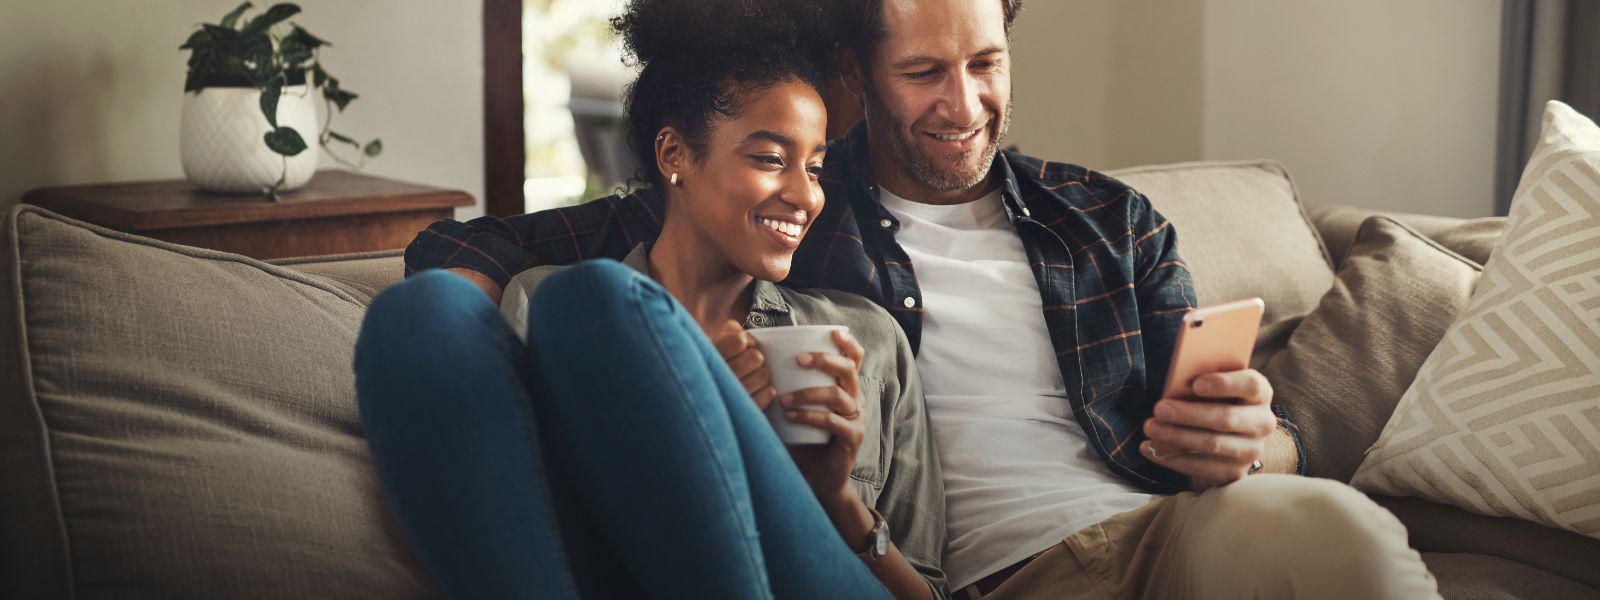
856 507 891 563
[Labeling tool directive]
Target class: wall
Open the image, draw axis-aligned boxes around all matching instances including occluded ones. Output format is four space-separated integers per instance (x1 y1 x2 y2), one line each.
0 1 485 218
1008 0 1502 218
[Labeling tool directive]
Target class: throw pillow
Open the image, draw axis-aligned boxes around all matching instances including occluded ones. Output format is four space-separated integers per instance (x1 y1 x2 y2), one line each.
1351 101 1600 540
1262 217 1481 482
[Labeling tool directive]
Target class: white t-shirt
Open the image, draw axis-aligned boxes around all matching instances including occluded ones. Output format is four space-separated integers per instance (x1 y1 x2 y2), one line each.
877 187 1154 590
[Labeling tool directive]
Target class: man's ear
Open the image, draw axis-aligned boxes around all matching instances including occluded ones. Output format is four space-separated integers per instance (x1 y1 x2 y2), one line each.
839 48 866 98
653 127 690 183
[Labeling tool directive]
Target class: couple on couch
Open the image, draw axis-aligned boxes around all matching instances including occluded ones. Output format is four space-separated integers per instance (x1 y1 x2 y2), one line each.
354 0 1441 598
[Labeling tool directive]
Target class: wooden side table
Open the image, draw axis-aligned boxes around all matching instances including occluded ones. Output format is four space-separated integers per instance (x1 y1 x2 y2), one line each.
23 170 473 260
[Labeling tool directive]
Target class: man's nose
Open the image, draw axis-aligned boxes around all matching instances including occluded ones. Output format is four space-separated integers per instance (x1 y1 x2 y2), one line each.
941 70 984 127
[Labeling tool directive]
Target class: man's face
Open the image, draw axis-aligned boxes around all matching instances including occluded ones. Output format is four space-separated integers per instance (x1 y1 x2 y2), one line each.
859 0 1012 199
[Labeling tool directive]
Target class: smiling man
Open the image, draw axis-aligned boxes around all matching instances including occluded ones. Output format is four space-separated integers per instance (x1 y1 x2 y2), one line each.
402 0 1441 598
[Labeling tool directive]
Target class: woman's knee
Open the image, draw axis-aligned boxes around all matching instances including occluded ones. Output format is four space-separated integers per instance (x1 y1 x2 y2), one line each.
529 259 673 336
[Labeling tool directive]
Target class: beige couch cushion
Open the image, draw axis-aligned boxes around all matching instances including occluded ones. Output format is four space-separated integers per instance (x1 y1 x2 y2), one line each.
1352 101 1600 541
1110 160 1334 367
1375 495 1600 592
1262 217 1481 482
0 206 436 599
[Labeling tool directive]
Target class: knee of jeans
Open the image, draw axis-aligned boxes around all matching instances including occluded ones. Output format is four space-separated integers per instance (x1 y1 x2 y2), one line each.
357 269 502 364
529 259 666 329
1207 475 1407 565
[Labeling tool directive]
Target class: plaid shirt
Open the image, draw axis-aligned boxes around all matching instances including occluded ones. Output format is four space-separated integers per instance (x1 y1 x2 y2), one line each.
406 123 1307 494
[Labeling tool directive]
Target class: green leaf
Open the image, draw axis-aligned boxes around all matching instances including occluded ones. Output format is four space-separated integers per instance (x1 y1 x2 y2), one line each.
325 130 360 149
310 63 328 87
259 80 282 127
283 25 327 49
362 139 383 158
220 2 253 29
326 87 357 112
179 28 212 50
263 126 308 156
242 3 300 34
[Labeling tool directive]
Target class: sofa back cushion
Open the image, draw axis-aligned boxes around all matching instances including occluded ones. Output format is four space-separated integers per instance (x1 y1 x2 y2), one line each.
0 206 437 599
1109 160 1335 366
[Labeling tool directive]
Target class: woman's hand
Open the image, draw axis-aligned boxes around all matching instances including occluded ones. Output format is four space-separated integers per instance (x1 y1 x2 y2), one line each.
707 320 776 408
783 329 868 503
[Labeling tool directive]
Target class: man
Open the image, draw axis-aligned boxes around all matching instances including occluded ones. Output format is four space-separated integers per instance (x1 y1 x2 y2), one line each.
406 1 1440 598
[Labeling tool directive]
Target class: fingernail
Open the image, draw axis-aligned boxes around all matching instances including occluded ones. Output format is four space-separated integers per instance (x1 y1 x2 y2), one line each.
797 354 812 366
785 410 800 419
779 394 793 406
1142 441 1155 456
1196 377 1216 394
1155 401 1174 419
1146 420 1163 434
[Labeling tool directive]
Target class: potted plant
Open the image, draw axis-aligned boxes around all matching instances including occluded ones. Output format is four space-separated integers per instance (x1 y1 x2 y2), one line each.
178 2 381 199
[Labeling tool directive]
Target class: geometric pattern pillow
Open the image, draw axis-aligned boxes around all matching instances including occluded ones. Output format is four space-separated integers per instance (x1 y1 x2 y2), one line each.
1352 101 1600 541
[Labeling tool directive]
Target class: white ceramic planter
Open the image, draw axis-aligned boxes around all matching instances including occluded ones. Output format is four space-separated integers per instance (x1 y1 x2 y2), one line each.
180 85 319 193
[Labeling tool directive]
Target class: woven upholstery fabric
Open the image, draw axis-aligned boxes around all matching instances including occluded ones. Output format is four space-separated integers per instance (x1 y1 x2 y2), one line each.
0 205 437 599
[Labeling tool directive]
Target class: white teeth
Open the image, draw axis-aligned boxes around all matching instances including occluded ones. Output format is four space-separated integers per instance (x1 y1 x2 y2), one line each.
759 218 801 237
933 130 978 142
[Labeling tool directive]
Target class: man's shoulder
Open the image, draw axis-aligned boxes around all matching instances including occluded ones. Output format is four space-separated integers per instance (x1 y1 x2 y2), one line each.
1003 150 1150 210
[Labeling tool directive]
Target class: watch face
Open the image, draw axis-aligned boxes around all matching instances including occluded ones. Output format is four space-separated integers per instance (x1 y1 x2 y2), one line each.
874 526 891 556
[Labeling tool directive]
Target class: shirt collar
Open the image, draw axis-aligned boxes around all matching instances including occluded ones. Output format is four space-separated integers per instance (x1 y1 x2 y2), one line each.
621 242 792 325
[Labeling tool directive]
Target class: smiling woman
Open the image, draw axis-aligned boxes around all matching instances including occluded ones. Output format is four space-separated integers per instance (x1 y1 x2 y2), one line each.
363 0 950 598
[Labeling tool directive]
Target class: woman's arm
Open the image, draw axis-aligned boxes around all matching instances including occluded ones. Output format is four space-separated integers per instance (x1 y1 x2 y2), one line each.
448 268 504 304
784 329 944 600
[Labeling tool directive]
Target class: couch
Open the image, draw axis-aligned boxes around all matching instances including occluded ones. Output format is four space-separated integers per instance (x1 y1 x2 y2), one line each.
3 160 1596 599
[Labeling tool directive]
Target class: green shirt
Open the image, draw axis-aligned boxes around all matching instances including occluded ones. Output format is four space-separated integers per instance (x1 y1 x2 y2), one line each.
501 243 949 598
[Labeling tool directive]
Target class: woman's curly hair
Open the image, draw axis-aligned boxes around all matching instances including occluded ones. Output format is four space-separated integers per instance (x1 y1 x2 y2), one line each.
611 0 836 189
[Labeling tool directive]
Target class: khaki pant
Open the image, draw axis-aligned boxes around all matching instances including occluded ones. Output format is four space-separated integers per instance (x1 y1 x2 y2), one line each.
967 475 1441 600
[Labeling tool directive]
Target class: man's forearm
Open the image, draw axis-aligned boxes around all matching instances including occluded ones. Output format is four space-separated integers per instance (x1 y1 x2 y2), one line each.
1262 423 1300 474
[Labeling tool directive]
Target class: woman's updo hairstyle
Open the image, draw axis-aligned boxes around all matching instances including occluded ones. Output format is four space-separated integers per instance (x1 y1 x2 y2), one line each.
612 0 835 189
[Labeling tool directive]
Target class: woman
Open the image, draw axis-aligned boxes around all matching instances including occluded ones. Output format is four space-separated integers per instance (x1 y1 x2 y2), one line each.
351 1 946 598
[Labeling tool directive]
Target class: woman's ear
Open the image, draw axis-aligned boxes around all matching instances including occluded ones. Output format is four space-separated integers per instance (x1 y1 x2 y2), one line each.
653 127 690 186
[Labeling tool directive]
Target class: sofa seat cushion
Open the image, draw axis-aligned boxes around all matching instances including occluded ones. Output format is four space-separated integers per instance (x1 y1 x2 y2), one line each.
0 206 437 599
1110 160 1335 367
1423 553 1598 600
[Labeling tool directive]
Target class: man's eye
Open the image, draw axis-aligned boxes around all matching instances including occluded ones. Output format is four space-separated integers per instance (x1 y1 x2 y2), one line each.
905 69 936 80
972 61 997 71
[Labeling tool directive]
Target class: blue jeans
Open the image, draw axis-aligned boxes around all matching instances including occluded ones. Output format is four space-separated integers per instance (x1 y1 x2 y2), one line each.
353 261 891 600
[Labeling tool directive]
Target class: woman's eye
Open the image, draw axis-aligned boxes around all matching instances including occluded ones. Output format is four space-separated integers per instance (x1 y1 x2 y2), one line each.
753 155 784 167
806 165 824 179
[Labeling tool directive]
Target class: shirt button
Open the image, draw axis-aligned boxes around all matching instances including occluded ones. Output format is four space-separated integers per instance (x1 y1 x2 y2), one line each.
879 218 893 228
747 313 769 328
902 297 916 308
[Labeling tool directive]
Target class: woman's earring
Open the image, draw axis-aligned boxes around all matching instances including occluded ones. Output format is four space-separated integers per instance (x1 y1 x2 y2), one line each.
670 172 681 187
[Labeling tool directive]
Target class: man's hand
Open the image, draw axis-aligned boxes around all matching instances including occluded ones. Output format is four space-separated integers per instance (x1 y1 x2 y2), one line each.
707 320 776 408
1140 369 1280 490
447 268 504 305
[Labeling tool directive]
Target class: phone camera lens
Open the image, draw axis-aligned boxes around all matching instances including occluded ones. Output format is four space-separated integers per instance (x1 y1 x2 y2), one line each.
1192 320 1205 328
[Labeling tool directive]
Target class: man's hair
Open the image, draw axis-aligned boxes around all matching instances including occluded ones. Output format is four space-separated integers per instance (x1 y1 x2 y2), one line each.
835 0 1024 65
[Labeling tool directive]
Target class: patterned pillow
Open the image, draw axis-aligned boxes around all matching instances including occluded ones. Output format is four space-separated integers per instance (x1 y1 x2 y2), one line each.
1351 101 1600 540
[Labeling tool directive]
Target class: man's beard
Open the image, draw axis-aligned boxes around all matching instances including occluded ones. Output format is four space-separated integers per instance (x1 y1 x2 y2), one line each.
863 87 1012 193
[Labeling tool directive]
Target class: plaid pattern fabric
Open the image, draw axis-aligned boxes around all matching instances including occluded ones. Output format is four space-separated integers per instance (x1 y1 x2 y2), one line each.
405 123 1307 494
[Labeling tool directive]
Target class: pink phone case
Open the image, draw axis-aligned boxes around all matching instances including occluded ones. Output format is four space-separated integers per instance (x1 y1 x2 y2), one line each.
1161 297 1265 400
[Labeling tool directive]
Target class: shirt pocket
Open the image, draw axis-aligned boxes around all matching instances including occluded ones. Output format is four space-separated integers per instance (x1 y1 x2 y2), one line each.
849 376 889 491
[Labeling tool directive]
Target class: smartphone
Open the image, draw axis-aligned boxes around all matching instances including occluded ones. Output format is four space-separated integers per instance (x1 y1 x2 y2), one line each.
1160 297 1265 401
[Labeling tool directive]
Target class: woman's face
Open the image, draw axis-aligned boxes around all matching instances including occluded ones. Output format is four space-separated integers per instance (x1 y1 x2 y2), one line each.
673 79 828 282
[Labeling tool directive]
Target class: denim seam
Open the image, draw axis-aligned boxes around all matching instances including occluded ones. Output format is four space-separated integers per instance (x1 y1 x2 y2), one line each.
627 276 770 585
